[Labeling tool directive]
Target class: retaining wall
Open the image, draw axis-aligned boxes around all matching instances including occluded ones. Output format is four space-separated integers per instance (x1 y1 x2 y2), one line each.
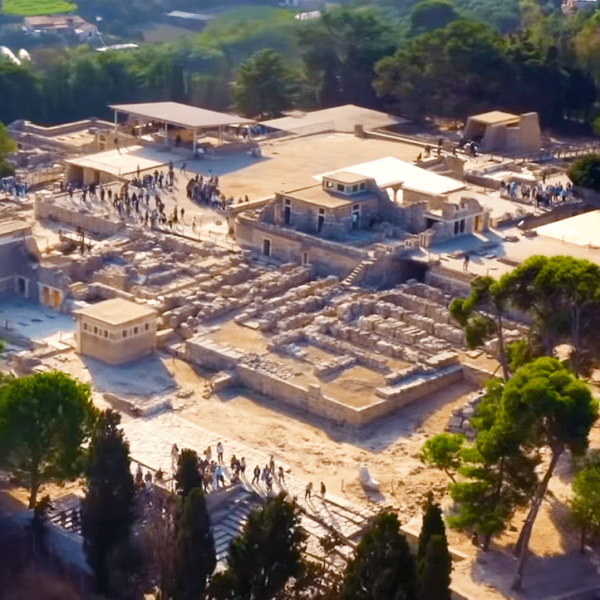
186 335 468 426
35 197 122 237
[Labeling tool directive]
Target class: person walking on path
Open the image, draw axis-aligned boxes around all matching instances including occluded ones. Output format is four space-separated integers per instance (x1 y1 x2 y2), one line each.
278 466 285 484
240 457 246 476
217 441 224 464
261 465 270 485
320 482 326 499
252 465 261 485
463 254 470 272
305 482 313 501
269 454 275 474
215 465 224 488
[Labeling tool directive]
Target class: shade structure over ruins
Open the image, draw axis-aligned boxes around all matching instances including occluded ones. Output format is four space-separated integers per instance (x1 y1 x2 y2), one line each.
109 101 255 154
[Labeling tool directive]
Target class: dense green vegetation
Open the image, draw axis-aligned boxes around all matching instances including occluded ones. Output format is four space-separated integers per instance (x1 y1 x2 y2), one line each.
2 0 77 16
0 0 599 128
569 154 600 191
0 123 16 176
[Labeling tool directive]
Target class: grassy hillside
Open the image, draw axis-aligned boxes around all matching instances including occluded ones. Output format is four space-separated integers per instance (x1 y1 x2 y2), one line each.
2 0 77 16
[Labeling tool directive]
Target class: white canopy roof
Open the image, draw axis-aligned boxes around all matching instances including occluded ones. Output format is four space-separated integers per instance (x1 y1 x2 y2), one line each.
316 157 465 196
110 101 254 129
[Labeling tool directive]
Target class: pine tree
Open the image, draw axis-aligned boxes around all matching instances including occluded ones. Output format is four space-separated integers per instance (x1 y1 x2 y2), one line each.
82 409 136 593
342 512 416 600
175 448 202 499
418 535 452 600
175 487 216 600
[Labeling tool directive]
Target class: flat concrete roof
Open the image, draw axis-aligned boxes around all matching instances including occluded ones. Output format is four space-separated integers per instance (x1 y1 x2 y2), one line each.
262 104 407 135
65 145 167 179
110 102 254 129
470 111 520 126
145 132 421 201
536 210 600 247
326 171 368 185
285 185 377 209
73 298 156 327
316 157 465 196
0 220 31 237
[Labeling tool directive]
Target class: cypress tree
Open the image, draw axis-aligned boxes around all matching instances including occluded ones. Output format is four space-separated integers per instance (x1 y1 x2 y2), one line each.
418 499 445 563
342 512 416 600
175 487 216 600
175 448 202 499
82 409 135 593
418 535 452 600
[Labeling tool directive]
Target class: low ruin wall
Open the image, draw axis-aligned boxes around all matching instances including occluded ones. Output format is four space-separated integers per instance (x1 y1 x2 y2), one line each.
34 196 123 237
425 264 473 295
186 335 468 427
517 201 588 231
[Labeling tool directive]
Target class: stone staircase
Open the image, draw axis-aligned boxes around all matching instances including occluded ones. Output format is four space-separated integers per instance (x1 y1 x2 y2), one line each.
210 488 260 565
208 485 377 567
343 259 375 288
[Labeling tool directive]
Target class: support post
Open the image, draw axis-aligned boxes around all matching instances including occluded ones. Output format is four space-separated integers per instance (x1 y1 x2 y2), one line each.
193 128 197 155
164 122 168 148
113 110 118 133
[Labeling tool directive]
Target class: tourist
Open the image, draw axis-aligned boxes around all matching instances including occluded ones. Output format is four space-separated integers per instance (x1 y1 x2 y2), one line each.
217 441 224 463
305 481 313 500
266 472 273 494
252 465 261 485
261 465 270 484
269 454 275 474
215 464 224 488
240 457 246 476
278 465 285 483
463 254 470 272
320 482 326 499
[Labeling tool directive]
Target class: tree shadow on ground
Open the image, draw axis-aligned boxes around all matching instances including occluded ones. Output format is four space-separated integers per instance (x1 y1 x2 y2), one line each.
470 546 600 600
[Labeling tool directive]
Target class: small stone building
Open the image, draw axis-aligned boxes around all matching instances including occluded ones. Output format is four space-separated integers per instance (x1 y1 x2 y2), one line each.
462 111 541 155
269 171 381 240
73 298 157 365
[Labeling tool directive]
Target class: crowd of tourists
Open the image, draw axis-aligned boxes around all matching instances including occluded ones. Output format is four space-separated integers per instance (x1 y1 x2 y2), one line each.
501 179 573 207
186 174 248 211
0 175 28 197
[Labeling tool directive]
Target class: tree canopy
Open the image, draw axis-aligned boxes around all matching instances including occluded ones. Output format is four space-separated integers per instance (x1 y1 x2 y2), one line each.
210 493 307 600
568 154 600 193
0 123 16 177
410 0 461 36
0 371 97 508
570 453 600 553
175 448 202 500
175 488 216 600
82 409 136 593
342 512 416 600
231 49 293 119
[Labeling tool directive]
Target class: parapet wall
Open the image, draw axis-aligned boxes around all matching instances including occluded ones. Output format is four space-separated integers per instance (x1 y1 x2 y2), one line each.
35 196 123 237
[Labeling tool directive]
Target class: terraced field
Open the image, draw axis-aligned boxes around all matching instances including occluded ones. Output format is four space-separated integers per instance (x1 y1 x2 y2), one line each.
2 0 77 16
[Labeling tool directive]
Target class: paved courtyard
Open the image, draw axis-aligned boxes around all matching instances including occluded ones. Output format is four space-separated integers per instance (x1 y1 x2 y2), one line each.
121 411 377 557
